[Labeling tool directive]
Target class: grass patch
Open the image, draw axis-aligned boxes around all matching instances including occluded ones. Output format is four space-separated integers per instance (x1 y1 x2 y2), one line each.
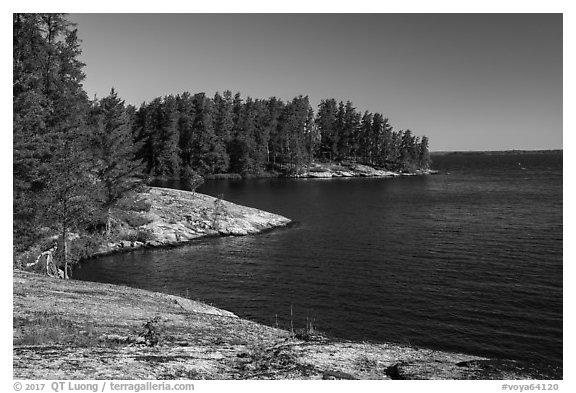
14 312 100 347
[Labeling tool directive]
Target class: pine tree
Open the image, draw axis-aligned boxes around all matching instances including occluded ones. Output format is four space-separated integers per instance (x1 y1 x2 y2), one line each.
251 99 272 171
88 88 145 237
189 93 228 174
379 118 394 168
316 99 338 161
176 92 195 172
230 97 257 174
358 111 373 164
13 13 90 250
334 101 346 160
370 113 384 166
266 97 285 165
305 105 319 164
418 136 431 169
399 129 416 171
41 122 96 278
337 101 358 160
279 96 311 172
147 96 180 176
389 131 402 170
213 91 235 147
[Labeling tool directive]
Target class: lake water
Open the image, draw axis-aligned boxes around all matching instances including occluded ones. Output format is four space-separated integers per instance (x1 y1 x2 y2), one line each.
75 152 563 366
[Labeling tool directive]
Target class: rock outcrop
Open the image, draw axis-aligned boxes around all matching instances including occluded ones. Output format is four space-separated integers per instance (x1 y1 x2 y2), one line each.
91 187 291 257
295 162 437 179
13 270 561 380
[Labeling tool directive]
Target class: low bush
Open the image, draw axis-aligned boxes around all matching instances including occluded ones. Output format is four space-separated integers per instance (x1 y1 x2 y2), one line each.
116 195 152 213
115 210 153 228
124 213 153 228
117 228 154 243
135 229 155 243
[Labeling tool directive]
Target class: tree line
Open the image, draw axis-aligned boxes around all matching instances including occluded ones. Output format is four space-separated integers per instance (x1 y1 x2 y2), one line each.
13 13 431 259
132 93 431 178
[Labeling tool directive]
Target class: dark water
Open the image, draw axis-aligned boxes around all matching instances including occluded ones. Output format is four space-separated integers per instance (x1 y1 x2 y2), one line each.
76 152 563 365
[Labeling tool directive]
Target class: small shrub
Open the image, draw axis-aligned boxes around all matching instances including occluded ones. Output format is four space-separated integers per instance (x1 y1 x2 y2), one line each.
116 195 152 212
181 167 204 197
115 210 153 227
140 317 161 347
124 213 153 227
118 229 137 242
135 229 155 243
293 317 325 342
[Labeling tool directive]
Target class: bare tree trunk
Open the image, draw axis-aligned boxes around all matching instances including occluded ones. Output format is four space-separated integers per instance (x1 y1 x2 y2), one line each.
106 206 111 238
62 226 69 279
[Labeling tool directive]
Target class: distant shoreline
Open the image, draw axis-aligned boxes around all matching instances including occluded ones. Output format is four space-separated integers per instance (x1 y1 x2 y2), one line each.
153 161 439 184
431 149 562 156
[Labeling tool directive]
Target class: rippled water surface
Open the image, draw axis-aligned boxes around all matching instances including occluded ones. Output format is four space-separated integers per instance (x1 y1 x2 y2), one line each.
76 152 563 364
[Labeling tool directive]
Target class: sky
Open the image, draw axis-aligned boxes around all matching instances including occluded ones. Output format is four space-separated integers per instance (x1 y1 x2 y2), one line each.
68 13 562 152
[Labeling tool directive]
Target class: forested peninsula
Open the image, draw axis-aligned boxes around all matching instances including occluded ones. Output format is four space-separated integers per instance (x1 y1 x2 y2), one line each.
14 13 432 264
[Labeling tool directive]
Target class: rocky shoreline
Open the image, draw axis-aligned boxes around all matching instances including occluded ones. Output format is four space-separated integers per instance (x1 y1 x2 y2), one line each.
294 162 438 179
89 187 291 258
13 270 561 380
13 184 561 380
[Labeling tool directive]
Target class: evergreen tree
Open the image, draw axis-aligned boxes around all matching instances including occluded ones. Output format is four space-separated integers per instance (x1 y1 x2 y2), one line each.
41 122 95 278
176 92 195 172
399 129 416 170
213 91 235 147
251 99 272 170
230 97 257 174
279 96 312 172
334 101 346 160
358 111 373 164
389 131 402 170
88 88 145 237
189 93 228 174
266 97 285 165
316 99 338 161
370 113 384 166
147 96 180 176
337 101 358 160
418 136 431 169
13 13 90 250
133 103 156 174
379 118 394 168
305 105 319 164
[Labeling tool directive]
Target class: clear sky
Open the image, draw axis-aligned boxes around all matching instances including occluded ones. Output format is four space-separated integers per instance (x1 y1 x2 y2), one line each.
68 13 562 152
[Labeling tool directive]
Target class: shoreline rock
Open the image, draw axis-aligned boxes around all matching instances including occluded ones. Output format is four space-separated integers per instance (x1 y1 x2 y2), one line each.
292 162 438 179
88 187 292 259
13 270 561 380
